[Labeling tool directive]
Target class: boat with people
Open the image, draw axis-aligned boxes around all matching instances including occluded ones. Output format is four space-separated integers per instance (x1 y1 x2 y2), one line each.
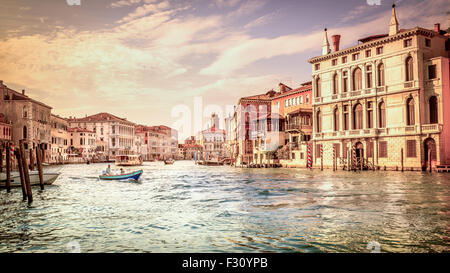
115 155 143 166
164 159 175 165
99 169 143 181
0 171 60 188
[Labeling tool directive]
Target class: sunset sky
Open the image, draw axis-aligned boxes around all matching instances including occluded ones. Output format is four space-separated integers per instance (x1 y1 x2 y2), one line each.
0 0 448 139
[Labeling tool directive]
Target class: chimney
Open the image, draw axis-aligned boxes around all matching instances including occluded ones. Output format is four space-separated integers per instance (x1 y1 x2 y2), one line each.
434 23 440 33
331 35 341 52
279 83 286 93
22 89 25 95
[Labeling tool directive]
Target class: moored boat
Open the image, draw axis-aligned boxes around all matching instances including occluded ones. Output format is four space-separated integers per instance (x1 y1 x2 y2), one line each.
0 172 60 188
115 155 143 166
99 169 143 181
164 159 174 165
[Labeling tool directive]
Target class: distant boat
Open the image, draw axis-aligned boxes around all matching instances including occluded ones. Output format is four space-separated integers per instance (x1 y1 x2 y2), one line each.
99 170 143 181
164 159 175 165
115 155 143 166
0 172 60 188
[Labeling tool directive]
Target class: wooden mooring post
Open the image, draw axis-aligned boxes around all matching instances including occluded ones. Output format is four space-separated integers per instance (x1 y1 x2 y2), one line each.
29 147 35 171
372 149 375 171
428 149 432 173
19 141 33 204
5 142 11 192
401 148 404 172
36 145 44 190
14 148 27 201
0 145 3 173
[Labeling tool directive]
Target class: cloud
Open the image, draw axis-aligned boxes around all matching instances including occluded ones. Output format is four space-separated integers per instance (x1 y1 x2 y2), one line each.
117 1 171 23
244 10 279 29
201 0 449 76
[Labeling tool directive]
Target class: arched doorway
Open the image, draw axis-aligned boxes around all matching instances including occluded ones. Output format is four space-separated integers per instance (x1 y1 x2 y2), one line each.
355 141 364 169
423 138 436 171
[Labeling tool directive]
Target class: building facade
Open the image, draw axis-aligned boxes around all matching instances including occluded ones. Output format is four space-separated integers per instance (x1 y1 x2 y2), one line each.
308 5 450 170
1 81 52 162
50 114 69 164
270 82 313 167
68 127 97 161
68 113 136 159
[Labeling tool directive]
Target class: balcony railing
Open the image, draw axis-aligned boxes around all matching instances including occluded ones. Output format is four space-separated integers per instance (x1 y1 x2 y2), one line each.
421 124 442 133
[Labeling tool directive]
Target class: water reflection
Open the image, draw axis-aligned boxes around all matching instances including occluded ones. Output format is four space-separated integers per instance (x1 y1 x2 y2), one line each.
0 161 449 252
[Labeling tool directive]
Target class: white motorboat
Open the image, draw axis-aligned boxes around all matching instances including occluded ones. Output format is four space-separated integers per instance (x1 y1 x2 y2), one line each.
0 172 60 188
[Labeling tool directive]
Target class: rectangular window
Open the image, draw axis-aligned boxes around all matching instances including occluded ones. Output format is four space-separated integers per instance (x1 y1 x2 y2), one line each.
366 65 372 88
425 38 431 47
292 153 295 159
352 53 360 61
300 96 303 104
306 94 310 103
315 64 320 70
332 59 337 66
365 50 371 58
428 65 437 79
404 39 412 47
342 56 347 63
343 71 348 92
367 102 373 128
379 141 388 158
376 46 383 55
300 152 304 159
406 140 416 157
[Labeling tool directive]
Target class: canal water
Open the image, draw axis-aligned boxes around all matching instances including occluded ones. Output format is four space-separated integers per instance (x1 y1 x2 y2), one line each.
0 161 449 253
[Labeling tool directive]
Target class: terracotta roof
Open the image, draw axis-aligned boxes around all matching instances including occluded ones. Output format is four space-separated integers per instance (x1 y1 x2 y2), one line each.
68 127 95 133
202 126 226 134
256 113 285 121
2 86 52 109
68 112 134 125
272 84 312 99
181 144 202 149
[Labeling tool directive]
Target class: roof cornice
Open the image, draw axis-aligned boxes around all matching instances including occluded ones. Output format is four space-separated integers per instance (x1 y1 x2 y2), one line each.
308 27 438 63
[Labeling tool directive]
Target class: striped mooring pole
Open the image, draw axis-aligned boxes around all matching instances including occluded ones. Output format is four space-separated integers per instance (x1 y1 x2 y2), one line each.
307 143 312 169
352 143 357 171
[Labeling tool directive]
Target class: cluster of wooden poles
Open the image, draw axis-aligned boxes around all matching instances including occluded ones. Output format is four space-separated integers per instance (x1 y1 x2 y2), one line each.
0 140 45 205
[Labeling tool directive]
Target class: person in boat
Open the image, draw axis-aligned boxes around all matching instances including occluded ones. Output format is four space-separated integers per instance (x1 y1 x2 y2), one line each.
120 168 125 175
105 165 111 175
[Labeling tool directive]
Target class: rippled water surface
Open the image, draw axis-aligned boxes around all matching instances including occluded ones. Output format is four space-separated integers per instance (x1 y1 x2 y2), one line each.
1 161 449 253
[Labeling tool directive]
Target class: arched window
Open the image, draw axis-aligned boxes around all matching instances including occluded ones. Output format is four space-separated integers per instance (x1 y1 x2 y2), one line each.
333 74 338 94
23 106 28 118
378 102 386 128
316 110 322 133
429 96 438 124
353 67 362 91
315 77 321 97
23 126 27 139
378 63 385 86
406 97 415 125
333 108 339 131
406 56 414 81
353 103 363 129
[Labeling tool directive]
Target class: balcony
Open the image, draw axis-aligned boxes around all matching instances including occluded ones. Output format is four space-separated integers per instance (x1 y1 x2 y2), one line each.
421 124 442 134
286 123 308 131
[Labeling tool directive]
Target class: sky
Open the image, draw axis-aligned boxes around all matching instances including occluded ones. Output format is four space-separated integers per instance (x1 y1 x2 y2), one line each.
0 0 448 140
